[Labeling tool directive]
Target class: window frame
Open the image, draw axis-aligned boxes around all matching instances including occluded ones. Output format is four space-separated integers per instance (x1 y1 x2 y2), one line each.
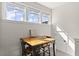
3 2 26 22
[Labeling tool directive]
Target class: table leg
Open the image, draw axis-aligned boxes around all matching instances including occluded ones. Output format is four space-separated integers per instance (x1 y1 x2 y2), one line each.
53 41 55 56
48 44 50 56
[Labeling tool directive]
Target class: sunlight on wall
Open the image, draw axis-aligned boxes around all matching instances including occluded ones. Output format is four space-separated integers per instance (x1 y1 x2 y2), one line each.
69 37 75 51
56 25 75 52
56 26 62 31
56 26 68 42
59 32 68 42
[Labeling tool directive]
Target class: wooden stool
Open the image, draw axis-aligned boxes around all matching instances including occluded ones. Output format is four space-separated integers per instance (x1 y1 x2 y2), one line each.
20 38 32 56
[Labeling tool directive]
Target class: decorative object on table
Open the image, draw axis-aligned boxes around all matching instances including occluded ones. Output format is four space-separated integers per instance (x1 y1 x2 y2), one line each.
29 29 31 37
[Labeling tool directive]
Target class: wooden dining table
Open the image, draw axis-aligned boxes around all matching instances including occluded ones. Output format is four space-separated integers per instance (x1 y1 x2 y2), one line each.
23 36 55 56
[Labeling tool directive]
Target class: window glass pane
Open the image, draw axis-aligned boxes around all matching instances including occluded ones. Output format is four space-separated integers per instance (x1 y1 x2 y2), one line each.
6 3 15 8
34 14 39 23
6 3 25 21
15 9 24 21
42 14 49 24
28 10 39 23
6 6 15 20
28 13 34 22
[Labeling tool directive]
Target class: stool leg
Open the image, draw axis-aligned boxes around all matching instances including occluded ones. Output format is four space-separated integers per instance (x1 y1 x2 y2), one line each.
31 51 33 56
53 42 55 56
43 47 45 56
48 45 50 56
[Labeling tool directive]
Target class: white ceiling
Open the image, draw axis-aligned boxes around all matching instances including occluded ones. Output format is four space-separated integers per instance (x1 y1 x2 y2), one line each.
38 2 69 9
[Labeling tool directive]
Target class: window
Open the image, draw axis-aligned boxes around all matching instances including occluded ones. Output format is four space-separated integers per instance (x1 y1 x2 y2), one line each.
56 25 68 42
4 3 51 24
42 14 49 24
6 3 25 21
28 9 39 23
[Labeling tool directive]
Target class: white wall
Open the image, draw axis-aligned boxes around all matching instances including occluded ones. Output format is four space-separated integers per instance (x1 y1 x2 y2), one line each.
0 2 52 55
52 2 79 56
52 2 79 39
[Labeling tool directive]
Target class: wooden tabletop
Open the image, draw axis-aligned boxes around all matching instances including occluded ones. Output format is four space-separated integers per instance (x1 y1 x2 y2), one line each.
23 37 55 46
